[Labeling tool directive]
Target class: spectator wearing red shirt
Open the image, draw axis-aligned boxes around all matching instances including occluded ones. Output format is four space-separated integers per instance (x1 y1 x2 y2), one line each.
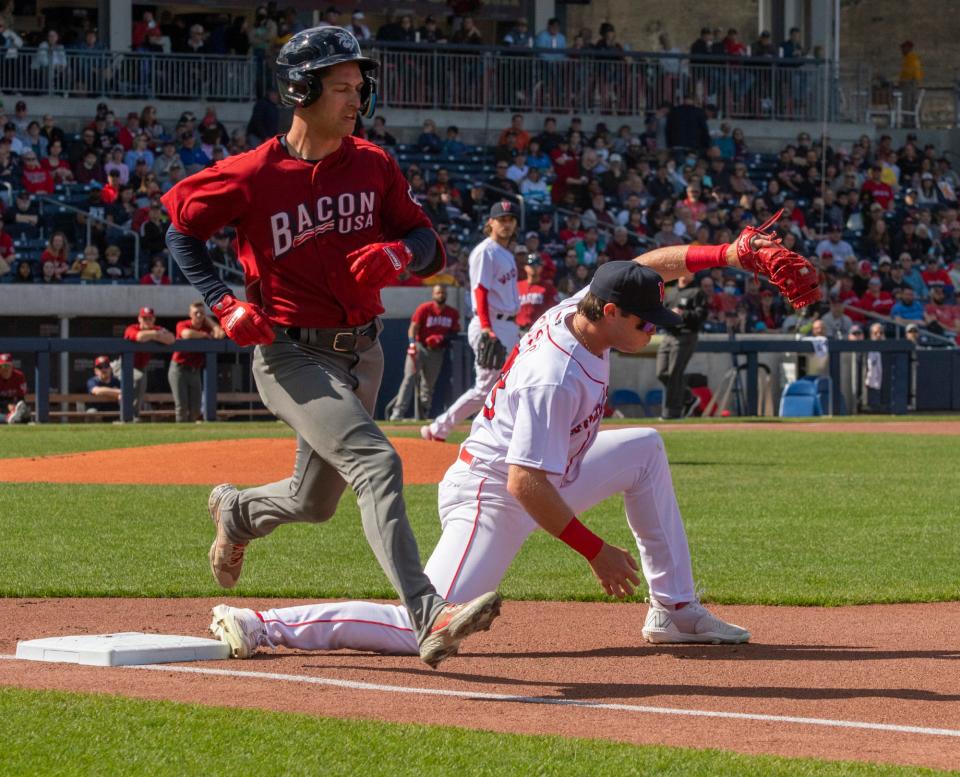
921 261 953 294
168 301 224 422
549 138 581 205
20 150 54 194
388 285 460 421
140 257 171 285
40 232 70 281
861 164 894 210
515 255 558 330
117 112 142 150
123 305 175 415
855 276 895 318
0 228 14 266
0 353 30 424
558 212 585 245
41 139 74 186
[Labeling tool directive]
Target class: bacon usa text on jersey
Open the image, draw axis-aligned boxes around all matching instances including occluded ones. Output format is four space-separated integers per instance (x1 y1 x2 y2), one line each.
270 191 376 258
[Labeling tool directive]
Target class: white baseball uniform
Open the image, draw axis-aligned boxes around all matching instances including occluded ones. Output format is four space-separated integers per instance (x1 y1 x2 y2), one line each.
256 290 698 656
426 236 520 440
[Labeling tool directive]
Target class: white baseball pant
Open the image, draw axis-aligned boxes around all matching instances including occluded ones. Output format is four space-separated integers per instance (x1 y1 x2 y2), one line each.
256 428 696 655
427 316 518 440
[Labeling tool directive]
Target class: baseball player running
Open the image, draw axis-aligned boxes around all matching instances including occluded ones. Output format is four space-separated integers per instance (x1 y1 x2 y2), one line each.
421 200 520 442
209 225 820 659
162 26 500 668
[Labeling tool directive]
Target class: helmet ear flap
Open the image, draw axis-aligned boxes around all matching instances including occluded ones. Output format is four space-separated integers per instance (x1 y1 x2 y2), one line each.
359 74 377 119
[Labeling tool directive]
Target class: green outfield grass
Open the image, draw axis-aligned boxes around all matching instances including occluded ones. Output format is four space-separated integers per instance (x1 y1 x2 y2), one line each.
3 687 953 777
1 425 958 604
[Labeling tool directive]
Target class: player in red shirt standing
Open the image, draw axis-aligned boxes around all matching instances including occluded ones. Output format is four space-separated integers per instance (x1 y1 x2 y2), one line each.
387 284 460 421
162 26 500 668
168 301 224 422
515 254 558 332
122 305 175 416
0 353 30 424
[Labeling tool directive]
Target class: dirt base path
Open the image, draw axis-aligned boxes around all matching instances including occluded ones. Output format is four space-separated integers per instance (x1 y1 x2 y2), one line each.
3 598 960 771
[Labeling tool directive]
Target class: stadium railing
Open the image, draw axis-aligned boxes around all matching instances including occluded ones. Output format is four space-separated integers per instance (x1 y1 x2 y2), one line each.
1 48 256 101
364 42 834 121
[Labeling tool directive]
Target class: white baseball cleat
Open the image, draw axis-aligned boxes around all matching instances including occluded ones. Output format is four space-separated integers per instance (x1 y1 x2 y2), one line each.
419 424 445 443
209 604 266 659
642 598 750 644
419 591 502 669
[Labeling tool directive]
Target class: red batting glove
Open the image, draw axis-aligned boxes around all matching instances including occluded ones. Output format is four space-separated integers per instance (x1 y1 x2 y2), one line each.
347 241 413 288
211 294 275 347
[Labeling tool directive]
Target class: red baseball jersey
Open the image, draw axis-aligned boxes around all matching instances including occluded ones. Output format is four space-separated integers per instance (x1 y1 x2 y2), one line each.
0 368 27 402
124 323 167 370
515 280 558 328
412 301 460 344
172 318 214 368
161 136 440 328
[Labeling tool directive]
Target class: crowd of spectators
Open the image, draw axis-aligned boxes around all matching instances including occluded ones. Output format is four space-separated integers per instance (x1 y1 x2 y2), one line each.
1 94 958 345
369 108 960 344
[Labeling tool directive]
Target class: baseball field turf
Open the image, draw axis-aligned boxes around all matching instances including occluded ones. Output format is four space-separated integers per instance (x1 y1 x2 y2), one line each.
2 421 959 775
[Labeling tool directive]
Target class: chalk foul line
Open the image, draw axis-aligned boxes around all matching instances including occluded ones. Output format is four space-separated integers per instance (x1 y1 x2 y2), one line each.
2 654 959 739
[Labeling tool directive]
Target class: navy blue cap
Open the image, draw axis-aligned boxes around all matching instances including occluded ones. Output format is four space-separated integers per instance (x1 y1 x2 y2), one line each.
489 200 519 219
589 261 682 327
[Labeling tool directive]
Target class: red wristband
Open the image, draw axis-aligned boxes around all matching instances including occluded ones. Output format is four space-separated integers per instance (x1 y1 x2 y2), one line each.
685 244 730 273
558 517 604 561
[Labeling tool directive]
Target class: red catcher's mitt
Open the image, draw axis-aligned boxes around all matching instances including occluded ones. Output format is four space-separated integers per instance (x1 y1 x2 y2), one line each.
734 209 822 308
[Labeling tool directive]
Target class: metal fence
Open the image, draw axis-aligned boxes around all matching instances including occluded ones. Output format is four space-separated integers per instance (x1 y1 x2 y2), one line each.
366 43 833 121
0 48 256 101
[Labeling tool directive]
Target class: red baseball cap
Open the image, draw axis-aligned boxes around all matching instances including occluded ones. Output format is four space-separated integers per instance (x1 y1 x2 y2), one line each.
94 355 111 368
0 353 12 365
858 260 873 273
139 306 155 317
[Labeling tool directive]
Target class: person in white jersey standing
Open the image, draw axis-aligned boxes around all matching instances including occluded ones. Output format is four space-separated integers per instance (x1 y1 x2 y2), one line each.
208 252 761 660
421 199 521 442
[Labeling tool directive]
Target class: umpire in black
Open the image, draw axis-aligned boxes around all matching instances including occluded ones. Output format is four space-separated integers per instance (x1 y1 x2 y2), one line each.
656 272 708 419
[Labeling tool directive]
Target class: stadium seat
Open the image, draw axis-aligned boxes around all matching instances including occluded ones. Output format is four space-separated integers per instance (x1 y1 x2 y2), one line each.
610 388 648 417
778 380 822 417
644 388 663 415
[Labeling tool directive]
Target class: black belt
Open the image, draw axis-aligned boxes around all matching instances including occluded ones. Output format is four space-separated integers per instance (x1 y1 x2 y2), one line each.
284 319 380 352
495 313 516 322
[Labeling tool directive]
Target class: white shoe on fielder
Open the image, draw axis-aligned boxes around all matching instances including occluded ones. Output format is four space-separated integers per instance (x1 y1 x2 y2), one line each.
642 598 750 644
209 604 266 658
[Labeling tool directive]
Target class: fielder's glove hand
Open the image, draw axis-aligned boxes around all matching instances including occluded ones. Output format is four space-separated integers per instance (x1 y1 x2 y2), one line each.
476 331 507 370
734 209 821 308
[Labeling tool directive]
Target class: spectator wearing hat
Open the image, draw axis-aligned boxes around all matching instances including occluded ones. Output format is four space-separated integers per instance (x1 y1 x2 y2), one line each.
2 121 24 156
178 132 210 173
519 167 549 205
855 276 895 319
515 254 557 332
87 355 122 415
421 187 451 230
861 164 894 210
103 144 130 185
123 306 174 415
348 10 371 40
815 224 854 268
851 259 875 297
0 353 29 424
892 217 931 262
896 254 928 301
4 190 39 240
117 112 142 151
152 140 181 183
416 15 445 44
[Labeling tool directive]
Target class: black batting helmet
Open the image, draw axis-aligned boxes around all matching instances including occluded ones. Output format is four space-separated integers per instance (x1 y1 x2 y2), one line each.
275 26 378 116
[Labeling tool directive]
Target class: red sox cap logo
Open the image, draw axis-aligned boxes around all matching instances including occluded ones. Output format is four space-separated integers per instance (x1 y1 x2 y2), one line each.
658 280 665 302
502 201 512 212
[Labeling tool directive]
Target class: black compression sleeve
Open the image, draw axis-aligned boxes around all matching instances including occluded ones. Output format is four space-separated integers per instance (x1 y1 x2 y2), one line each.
402 226 443 277
166 225 234 309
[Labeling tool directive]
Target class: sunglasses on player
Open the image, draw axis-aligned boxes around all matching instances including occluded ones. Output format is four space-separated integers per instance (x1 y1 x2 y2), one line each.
638 320 656 334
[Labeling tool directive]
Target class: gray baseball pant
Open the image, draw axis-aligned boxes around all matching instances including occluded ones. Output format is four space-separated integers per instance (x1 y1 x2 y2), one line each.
168 361 202 422
390 344 444 420
215 326 447 643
